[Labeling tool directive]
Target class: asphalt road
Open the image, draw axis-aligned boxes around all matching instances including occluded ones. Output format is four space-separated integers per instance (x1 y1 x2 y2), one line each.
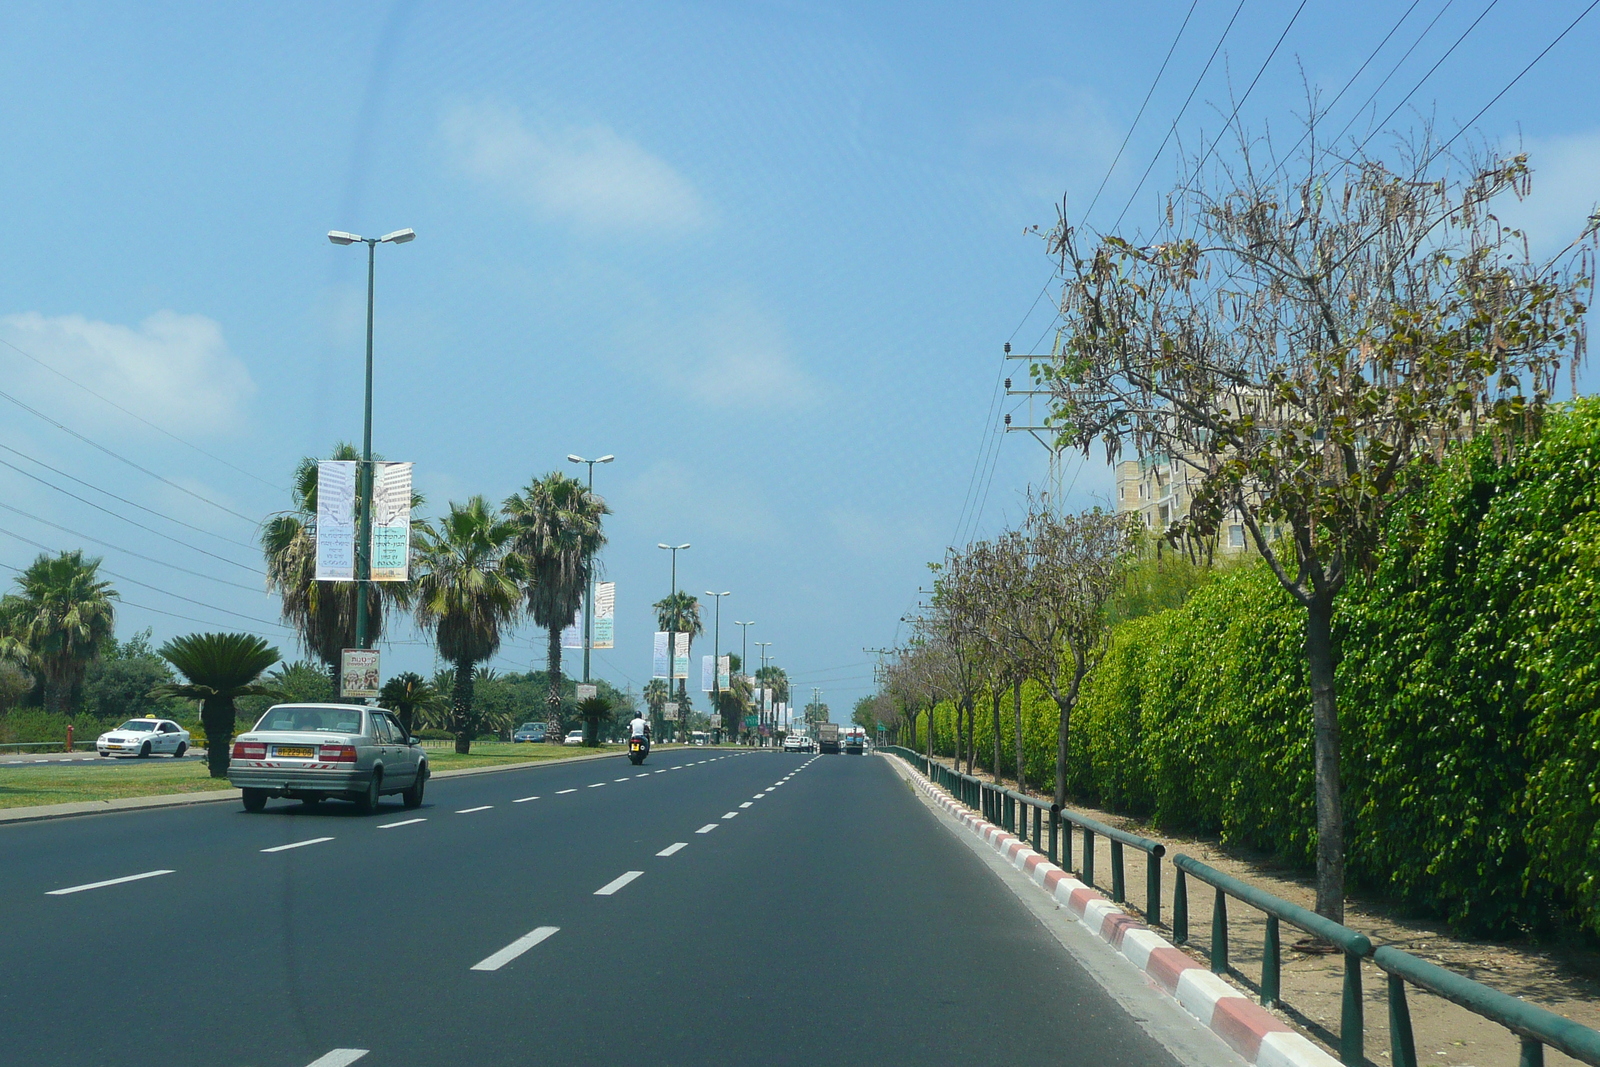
2 747 1215 1067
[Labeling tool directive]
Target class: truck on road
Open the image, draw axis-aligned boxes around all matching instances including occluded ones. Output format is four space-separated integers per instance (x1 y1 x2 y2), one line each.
817 722 840 754
843 726 865 755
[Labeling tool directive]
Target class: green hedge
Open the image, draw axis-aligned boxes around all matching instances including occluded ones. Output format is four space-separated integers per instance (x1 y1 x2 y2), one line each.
923 400 1600 936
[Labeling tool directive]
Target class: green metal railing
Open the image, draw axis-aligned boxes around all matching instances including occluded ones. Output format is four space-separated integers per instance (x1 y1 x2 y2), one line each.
878 746 1600 1067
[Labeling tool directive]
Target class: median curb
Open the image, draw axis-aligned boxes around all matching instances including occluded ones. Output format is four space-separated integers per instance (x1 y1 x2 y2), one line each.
886 754 1339 1067
0 747 639 826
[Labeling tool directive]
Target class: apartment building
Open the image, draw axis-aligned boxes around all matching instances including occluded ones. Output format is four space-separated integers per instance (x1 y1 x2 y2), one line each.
1114 456 1251 553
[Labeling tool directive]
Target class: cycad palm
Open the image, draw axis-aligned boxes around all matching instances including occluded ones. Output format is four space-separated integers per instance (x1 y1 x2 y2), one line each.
151 632 281 777
378 671 444 737
412 497 522 754
0 551 117 713
504 472 609 739
261 445 419 676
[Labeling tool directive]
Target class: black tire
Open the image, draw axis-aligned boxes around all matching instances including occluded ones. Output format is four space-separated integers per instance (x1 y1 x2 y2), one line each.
300 795 321 808
139 741 151 758
173 742 187 759
242 788 268 813
402 769 426 809
355 772 381 814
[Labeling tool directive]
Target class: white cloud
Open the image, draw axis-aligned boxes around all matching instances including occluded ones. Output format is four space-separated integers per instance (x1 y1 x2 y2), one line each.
0 310 255 435
680 298 815 407
443 101 707 233
1497 129 1600 257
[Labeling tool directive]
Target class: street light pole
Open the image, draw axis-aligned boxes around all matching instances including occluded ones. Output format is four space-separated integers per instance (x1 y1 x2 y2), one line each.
734 621 753 744
657 543 690 741
328 227 414 654
705 591 729 742
568 454 614 684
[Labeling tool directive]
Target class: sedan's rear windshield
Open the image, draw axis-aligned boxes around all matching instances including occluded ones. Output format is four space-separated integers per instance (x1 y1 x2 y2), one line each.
116 721 158 732
256 707 363 734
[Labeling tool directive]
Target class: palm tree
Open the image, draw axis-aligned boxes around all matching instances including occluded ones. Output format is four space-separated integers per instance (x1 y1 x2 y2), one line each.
378 671 443 737
151 633 281 777
503 472 609 741
652 589 702 702
0 551 117 714
412 497 522 754
577 694 611 747
261 445 420 678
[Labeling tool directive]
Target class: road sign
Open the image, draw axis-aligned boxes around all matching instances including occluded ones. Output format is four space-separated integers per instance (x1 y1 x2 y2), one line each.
576 684 597 700
744 714 757 729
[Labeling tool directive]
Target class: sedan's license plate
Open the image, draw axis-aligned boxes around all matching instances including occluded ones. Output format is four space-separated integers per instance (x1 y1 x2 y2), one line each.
275 746 314 758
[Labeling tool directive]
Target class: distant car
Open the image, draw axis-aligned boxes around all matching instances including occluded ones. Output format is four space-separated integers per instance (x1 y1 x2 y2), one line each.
783 735 805 752
97 719 189 758
564 730 586 745
513 723 546 743
227 703 428 814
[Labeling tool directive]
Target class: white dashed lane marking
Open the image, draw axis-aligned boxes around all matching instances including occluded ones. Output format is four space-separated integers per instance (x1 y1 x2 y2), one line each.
378 818 426 829
456 805 493 814
304 1050 369 1067
557 788 577 794
46 869 174 896
657 842 688 856
513 796 539 803
471 926 560 972
588 783 605 788
722 811 738 819
739 802 752 808
261 837 334 853
696 823 719 833
595 870 644 896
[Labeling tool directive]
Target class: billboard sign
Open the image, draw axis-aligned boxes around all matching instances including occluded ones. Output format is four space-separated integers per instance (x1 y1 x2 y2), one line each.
663 701 679 721
340 648 380 699
576 684 597 701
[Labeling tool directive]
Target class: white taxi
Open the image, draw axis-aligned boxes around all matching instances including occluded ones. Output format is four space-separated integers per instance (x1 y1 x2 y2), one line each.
97 719 190 758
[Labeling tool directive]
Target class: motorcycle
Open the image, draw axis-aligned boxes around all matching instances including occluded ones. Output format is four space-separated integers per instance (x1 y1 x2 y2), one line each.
628 735 650 765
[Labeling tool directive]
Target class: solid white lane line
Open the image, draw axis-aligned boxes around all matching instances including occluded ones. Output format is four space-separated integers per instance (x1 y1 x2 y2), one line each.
456 805 493 814
657 842 688 856
696 823 719 833
513 796 540 803
739 802 752 808
470 926 560 972
46 869 174 896
557 788 577 794
304 1050 369 1067
722 811 738 819
261 837 334 853
378 818 426 829
588 783 605 788
594 870 644 896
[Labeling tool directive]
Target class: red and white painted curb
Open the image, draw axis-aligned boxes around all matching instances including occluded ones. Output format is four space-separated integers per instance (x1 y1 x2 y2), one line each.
889 755 1338 1067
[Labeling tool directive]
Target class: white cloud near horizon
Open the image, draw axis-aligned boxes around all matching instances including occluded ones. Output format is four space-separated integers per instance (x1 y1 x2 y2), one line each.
442 101 707 233
0 310 255 436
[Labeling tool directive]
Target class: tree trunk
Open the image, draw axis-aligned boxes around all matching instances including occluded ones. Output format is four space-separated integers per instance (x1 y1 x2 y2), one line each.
546 623 564 743
201 695 235 778
1013 679 1025 795
451 658 474 754
964 696 976 775
1051 667 1085 808
991 686 1002 783
1306 592 1346 922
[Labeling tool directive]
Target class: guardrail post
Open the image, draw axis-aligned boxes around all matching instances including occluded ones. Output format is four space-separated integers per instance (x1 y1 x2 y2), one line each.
1386 975 1417 1067
1048 805 1060 866
1110 840 1125 903
1210 889 1229 974
1519 1037 1545 1067
1173 868 1188 944
1146 853 1161 927
1262 915 1280 1007
1007 794 1015 834
1340 950 1364 1066
1083 827 1096 886
1032 805 1042 852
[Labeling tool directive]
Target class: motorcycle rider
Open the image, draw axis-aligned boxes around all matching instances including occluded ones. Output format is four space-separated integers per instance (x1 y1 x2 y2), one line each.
629 712 651 752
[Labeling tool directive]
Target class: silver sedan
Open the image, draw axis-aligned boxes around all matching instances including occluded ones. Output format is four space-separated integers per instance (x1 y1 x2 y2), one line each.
226 703 428 814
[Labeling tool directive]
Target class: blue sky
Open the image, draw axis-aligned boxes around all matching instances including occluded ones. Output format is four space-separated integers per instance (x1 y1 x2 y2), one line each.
1 1 1596 714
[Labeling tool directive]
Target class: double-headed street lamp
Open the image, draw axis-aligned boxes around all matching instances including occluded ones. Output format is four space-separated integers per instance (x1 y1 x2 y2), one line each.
328 226 415 652
657 543 690 739
568 454 614 684
704 591 730 741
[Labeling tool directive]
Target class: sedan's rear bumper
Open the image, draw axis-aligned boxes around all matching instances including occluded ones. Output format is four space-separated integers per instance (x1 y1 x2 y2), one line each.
227 764 370 796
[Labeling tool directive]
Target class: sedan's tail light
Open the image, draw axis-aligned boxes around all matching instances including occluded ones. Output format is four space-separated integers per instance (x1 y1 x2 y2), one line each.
232 742 266 759
320 745 358 763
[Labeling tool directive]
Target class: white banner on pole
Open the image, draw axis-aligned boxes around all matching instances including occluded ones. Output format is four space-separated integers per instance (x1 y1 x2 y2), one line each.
701 654 715 692
561 607 582 649
593 582 614 649
673 633 690 679
314 461 356 580
652 632 669 679
340 648 380 698
369 462 412 581
717 654 730 689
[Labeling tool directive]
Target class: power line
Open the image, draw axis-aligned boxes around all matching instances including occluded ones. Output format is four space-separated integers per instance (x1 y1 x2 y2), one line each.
0 335 285 492
0 558 290 635
1323 0 1458 150
1110 0 1247 236
1352 0 1502 156
0 385 259 525
0 501 266 593
0 449 263 567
